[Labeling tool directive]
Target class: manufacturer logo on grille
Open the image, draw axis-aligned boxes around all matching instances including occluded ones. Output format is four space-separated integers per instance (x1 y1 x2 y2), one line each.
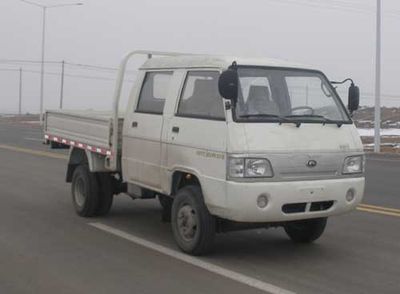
307 160 317 168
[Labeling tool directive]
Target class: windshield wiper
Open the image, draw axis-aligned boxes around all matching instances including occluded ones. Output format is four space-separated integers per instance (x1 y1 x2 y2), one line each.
284 114 343 128
239 114 302 127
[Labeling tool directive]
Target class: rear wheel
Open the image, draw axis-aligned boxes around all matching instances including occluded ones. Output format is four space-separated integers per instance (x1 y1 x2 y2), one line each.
71 165 99 217
284 217 327 243
171 186 215 255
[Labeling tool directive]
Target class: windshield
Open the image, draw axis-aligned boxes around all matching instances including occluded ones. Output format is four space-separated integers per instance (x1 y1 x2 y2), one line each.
235 67 350 123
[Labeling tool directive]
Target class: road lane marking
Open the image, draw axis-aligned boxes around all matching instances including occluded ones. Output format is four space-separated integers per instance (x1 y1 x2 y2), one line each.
89 222 295 294
0 144 67 160
359 203 400 214
357 207 400 218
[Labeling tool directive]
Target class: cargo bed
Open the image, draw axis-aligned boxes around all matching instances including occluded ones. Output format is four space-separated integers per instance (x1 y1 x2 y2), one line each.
44 110 124 156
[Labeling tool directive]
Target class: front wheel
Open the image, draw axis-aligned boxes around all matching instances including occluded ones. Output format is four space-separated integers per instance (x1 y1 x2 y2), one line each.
171 186 215 255
284 217 327 243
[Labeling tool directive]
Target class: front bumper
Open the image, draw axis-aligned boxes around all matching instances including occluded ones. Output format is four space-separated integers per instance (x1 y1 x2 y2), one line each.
211 177 365 223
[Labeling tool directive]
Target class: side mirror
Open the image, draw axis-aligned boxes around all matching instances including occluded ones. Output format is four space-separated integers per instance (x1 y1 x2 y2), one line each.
218 68 238 103
348 83 360 114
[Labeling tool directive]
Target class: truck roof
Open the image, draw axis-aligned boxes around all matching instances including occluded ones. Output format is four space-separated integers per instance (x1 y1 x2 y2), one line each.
141 55 316 71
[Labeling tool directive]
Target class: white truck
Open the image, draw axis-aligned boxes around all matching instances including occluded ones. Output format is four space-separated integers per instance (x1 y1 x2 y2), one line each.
44 50 365 255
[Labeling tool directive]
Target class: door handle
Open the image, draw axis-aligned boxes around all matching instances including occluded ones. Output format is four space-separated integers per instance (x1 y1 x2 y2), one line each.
172 126 180 133
131 121 138 128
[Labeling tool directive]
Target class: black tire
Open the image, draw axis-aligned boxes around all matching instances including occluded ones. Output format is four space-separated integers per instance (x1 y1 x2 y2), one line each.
171 186 215 255
95 173 114 216
284 217 327 243
71 165 99 217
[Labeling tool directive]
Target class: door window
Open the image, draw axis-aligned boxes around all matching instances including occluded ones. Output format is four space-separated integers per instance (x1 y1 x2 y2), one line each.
136 71 173 114
177 71 225 120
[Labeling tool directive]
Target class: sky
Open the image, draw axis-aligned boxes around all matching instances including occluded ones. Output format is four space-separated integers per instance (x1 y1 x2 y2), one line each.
0 0 399 114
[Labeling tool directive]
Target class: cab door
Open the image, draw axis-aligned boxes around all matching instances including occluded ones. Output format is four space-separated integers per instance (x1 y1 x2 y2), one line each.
166 70 227 207
122 70 173 190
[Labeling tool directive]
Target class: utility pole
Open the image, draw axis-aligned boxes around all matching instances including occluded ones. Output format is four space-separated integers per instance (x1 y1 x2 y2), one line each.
60 60 65 109
19 1 84 122
40 6 46 122
19 68 23 116
374 0 382 153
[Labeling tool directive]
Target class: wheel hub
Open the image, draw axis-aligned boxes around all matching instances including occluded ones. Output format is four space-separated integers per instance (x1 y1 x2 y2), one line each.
177 205 197 241
74 177 86 207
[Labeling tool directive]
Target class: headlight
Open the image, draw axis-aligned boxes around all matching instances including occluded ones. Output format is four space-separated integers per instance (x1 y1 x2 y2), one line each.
342 155 365 174
228 157 273 179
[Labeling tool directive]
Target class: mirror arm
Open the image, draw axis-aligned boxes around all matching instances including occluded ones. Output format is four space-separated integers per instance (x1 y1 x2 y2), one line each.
331 78 354 86
229 61 238 70
331 78 360 115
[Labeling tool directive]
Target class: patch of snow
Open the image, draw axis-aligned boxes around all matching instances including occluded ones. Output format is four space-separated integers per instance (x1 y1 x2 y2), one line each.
357 128 400 137
364 143 400 148
21 121 40 124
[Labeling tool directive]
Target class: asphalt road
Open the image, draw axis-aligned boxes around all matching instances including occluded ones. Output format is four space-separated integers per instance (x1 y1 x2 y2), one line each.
0 120 399 294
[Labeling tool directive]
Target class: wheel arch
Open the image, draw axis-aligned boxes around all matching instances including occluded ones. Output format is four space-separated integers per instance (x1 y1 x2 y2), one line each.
170 169 202 196
66 147 108 182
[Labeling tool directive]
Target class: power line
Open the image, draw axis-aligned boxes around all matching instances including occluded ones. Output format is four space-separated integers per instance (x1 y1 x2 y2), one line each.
24 68 135 82
276 0 372 13
62 61 137 75
0 59 61 65
0 59 137 74
265 0 400 18
64 61 118 71
0 59 118 71
0 68 135 82
0 68 21 72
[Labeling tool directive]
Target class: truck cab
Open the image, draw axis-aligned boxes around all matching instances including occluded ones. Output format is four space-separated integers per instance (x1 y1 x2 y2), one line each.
45 52 365 255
